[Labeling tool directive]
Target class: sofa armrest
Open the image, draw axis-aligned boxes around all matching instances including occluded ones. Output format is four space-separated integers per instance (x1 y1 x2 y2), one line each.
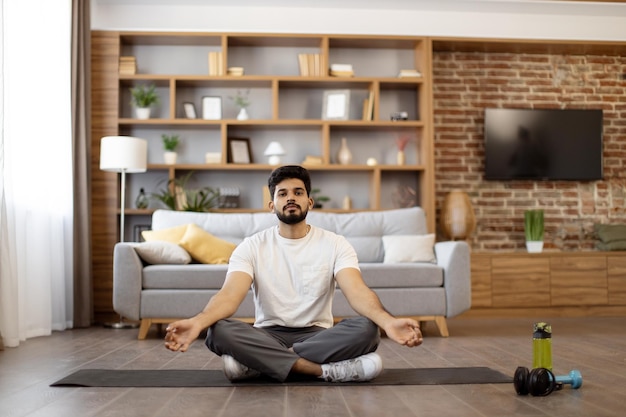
113 243 144 320
434 241 471 317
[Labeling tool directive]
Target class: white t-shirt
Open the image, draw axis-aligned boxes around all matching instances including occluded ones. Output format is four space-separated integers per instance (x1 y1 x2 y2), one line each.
227 225 359 329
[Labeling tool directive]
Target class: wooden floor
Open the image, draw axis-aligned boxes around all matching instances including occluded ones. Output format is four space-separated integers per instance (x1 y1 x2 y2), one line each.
1 316 625 417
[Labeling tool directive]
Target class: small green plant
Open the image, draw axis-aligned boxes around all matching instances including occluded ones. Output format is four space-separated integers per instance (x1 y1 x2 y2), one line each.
311 188 330 208
524 209 544 241
162 134 180 152
229 89 250 108
151 172 220 212
130 84 159 108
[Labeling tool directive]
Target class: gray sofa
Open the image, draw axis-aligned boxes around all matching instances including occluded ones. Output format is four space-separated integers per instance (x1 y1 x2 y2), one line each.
113 207 471 339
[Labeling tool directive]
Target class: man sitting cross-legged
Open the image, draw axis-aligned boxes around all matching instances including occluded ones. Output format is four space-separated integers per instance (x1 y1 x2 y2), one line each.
165 165 423 382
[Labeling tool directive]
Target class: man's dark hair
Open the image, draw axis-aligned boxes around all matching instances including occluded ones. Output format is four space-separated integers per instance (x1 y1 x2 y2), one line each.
268 165 311 199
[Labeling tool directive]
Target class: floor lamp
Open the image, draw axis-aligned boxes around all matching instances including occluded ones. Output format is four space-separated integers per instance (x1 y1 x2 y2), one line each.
100 136 148 329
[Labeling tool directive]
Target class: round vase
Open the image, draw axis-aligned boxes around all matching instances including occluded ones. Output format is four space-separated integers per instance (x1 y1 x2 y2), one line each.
526 241 544 253
164 151 177 165
440 190 476 240
135 107 151 120
237 107 249 120
337 138 352 165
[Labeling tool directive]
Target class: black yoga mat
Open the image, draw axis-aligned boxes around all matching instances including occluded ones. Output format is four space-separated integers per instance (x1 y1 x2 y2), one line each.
51 367 512 387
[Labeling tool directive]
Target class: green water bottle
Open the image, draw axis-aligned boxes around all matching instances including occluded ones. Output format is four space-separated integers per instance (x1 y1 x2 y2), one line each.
532 322 552 371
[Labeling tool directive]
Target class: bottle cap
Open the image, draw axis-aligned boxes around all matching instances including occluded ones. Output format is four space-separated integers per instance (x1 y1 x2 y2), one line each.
533 322 552 339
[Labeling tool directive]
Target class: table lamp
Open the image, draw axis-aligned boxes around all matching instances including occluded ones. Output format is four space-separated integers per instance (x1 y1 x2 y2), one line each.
100 136 148 242
264 141 285 166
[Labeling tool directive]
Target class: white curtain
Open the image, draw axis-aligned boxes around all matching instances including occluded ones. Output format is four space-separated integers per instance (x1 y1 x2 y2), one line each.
0 0 74 347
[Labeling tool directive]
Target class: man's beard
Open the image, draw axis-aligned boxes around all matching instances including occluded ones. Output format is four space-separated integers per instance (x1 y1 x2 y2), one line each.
275 204 308 225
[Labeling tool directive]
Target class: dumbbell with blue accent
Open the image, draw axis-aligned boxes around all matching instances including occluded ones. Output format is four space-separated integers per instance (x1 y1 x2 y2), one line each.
514 367 583 396
555 369 583 389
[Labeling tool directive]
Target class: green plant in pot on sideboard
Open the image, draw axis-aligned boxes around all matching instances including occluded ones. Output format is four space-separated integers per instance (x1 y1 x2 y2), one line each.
130 84 159 119
162 134 180 165
524 209 544 253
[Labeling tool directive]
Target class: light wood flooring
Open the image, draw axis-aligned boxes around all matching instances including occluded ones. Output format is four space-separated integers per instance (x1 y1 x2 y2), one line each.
1 316 625 417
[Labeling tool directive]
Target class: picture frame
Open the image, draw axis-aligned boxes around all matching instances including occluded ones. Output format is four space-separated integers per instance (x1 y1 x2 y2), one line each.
227 137 253 164
183 102 197 119
322 89 350 120
202 96 222 120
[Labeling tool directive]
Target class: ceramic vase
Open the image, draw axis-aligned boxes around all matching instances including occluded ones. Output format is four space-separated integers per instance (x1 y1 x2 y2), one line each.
237 107 249 120
337 138 352 165
440 190 476 240
397 150 406 165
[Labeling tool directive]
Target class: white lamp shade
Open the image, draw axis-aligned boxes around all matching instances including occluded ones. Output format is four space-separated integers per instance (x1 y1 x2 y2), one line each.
100 136 148 173
264 141 285 157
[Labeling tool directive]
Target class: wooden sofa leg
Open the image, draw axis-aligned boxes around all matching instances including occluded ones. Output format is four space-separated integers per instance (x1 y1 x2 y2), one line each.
434 316 449 337
138 319 152 340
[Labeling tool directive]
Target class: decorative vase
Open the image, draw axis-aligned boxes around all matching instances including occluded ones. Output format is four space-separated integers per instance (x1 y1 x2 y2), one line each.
164 151 177 165
237 107 249 120
397 150 406 165
135 107 151 120
337 137 352 165
440 190 476 241
526 241 544 253
135 188 149 209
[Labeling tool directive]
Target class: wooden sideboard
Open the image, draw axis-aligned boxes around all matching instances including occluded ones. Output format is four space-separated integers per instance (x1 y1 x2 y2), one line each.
467 251 626 318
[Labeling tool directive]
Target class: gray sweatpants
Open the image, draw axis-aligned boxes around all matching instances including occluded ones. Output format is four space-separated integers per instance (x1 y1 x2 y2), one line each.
205 317 380 381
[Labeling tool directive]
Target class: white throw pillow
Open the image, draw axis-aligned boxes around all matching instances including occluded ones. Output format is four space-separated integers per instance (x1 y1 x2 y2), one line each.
382 234 436 263
134 241 192 265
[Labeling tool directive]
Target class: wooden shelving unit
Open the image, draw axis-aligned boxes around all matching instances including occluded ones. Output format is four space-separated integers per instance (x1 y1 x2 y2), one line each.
90 31 435 322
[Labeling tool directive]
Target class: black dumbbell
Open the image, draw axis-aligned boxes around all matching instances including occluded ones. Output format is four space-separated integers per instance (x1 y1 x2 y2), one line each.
514 366 582 396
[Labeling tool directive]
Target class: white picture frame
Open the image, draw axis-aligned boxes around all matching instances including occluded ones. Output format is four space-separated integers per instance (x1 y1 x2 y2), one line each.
183 102 197 119
322 90 350 120
202 96 222 120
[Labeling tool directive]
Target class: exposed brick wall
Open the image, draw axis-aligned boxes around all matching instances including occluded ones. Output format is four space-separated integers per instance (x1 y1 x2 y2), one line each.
432 51 626 252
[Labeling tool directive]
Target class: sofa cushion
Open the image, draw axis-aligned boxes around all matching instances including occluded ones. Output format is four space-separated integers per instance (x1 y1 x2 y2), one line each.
382 234 436 264
360 263 443 287
134 241 191 265
142 224 189 244
143 264 228 289
179 223 237 264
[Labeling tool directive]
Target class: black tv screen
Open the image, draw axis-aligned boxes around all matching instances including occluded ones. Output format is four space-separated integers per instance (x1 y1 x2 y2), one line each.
484 108 603 180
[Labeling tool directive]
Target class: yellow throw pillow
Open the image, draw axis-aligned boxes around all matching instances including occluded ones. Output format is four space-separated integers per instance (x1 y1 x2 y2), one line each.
142 224 189 244
179 223 236 264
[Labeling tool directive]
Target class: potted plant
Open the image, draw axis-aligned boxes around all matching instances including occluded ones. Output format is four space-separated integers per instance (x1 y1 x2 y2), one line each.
311 188 330 209
524 209 544 253
229 89 250 120
162 134 180 165
151 172 220 212
130 84 159 119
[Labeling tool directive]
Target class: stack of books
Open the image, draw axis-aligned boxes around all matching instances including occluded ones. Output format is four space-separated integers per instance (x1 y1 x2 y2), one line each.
329 63 354 77
297 53 323 76
119 56 137 75
227 67 244 76
398 69 422 78
208 51 224 75
302 155 324 165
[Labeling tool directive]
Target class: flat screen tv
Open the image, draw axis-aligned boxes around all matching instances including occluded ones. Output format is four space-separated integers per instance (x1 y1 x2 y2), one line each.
484 108 603 181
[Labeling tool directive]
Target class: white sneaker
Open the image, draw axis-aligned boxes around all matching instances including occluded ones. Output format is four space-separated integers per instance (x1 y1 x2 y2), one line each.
320 352 383 382
222 354 261 381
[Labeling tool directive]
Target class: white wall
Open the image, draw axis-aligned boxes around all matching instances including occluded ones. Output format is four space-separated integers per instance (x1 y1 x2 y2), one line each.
92 0 626 41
